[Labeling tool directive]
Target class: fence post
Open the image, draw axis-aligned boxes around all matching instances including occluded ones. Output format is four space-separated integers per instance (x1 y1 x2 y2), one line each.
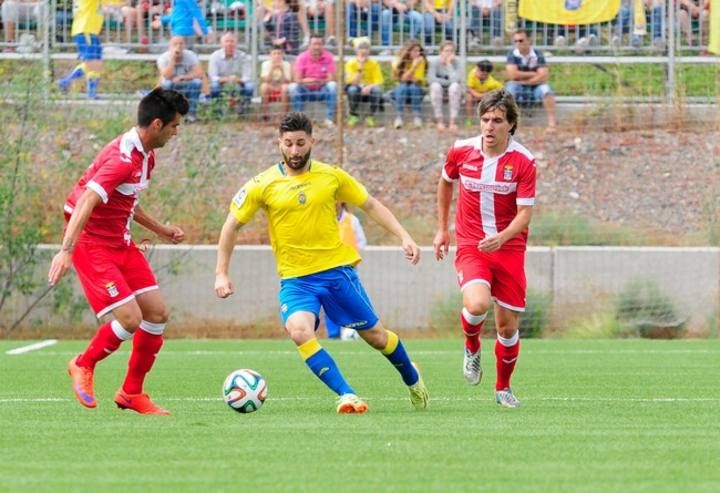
667 0 676 106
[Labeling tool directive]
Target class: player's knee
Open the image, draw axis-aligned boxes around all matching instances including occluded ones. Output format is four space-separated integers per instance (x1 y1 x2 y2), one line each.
285 321 312 344
115 312 143 332
464 299 491 317
496 325 518 340
144 304 169 324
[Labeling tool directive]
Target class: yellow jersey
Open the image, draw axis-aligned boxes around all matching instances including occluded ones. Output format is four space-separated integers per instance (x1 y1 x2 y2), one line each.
230 161 369 279
393 58 427 85
467 73 503 94
344 58 384 87
72 0 104 36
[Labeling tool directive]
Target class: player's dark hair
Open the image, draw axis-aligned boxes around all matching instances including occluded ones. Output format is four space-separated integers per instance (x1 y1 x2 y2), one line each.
476 59 493 73
137 88 189 127
279 112 313 135
477 89 520 135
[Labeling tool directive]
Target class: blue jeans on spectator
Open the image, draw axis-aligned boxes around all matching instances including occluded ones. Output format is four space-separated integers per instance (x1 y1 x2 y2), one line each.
469 6 502 39
161 78 202 116
347 2 381 39
423 10 454 44
289 82 337 119
380 8 424 46
505 82 553 105
614 3 664 44
393 82 423 115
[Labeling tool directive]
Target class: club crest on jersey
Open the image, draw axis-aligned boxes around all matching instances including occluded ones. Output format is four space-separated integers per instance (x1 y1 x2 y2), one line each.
105 282 119 298
503 164 513 181
298 191 307 205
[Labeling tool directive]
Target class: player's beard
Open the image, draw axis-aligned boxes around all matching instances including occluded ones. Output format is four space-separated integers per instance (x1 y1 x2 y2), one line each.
282 149 312 170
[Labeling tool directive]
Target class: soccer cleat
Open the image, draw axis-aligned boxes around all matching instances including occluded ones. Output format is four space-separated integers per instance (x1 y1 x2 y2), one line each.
408 362 429 410
336 393 368 414
463 348 483 385
56 78 70 93
495 387 521 409
114 389 171 415
68 355 97 408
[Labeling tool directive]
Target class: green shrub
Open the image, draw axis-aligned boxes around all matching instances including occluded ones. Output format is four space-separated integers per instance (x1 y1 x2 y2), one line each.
615 279 686 339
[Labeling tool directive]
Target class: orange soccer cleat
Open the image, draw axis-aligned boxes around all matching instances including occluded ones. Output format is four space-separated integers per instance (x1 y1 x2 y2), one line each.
114 389 171 415
67 355 97 408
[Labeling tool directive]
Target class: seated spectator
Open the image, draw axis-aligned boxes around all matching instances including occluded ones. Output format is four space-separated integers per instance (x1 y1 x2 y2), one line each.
208 32 254 113
347 0 382 40
428 40 461 132
678 0 709 48
289 33 337 127
423 0 454 45
157 36 205 121
344 37 384 127
301 0 337 47
264 0 302 55
260 47 292 118
153 0 213 48
612 0 665 50
391 39 427 129
103 0 139 46
465 58 502 126
2 0 45 49
380 0 424 50
505 28 556 131
135 0 171 48
468 0 503 48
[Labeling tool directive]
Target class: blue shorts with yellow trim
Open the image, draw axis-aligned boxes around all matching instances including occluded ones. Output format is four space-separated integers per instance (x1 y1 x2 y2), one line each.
73 34 103 61
278 266 379 331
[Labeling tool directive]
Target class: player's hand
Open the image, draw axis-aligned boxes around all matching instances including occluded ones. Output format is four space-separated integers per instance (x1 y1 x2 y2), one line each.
433 230 450 260
48 250 72 286
215 273 235 298
401 237 421 265
161 224 185 244
478 234 504 253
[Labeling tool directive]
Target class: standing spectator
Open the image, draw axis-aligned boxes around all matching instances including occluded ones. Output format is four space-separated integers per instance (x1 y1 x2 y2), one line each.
465 59 502 126
260 47 292 118
2 0 45 50
157 36 205 122
505 28 557 131
56 0 104 99
433 89 537 409
468 0 503 48
289 33 337 127
154 0 213 48
347 0 382 40
391 39 427 129
264 0 302 55
423 0 454 45
48 88 189 415
344 38 384 127
380 0 424 50
208 32 255 113
428 40 462 132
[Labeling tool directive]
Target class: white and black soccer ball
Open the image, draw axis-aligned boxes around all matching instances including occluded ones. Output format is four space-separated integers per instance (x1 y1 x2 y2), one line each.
222 369 267 413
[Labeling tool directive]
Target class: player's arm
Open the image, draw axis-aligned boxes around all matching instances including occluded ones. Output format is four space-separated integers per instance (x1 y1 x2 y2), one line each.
134 205 185 244
433 177 454 261
215 212 245 298
360 195 420 265
47 188 103 286
478 205 533 253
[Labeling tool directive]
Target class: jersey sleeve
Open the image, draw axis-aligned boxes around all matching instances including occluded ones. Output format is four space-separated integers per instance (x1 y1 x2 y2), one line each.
86 153 134 203
230 176 263 224
442 144 461 182
516 158 537 206
334 167 369 207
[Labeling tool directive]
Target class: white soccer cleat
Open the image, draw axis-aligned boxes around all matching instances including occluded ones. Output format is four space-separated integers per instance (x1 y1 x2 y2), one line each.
495 387 521 409
463 348 482 385
336 393 368 414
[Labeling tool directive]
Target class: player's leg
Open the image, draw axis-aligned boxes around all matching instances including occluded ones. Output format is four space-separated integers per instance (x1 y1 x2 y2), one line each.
57 34 91 91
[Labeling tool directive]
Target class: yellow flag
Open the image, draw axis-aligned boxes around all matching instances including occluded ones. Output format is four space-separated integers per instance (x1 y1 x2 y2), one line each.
632 0 646 36
710 0 720 55
519 0 621 25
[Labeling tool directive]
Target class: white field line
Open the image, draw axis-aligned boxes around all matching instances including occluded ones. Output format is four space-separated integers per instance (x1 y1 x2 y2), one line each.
5 339 59 355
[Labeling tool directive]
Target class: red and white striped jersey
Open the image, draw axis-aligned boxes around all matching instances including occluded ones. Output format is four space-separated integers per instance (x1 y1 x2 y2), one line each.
442 135 536 251
64 127 156 247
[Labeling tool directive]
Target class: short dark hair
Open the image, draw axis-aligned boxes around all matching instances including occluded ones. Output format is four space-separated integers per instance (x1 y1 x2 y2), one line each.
477 89 520 135
513 28 530 40
137 88 189 127
476 59 493 73
279 112 313 135
309 32 324 42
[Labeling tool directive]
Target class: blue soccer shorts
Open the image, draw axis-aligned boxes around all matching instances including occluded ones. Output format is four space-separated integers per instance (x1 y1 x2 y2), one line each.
278 265 379 331
73 34 103 61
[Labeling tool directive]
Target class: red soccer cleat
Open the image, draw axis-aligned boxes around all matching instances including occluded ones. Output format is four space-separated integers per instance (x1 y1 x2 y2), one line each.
67 355 97 408
114 389 171 415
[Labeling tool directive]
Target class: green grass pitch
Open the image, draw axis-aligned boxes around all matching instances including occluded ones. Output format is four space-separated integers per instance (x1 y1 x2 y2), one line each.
1 339 719 493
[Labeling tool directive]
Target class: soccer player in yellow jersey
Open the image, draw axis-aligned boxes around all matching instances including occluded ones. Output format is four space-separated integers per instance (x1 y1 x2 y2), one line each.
57 0 105 99
215 112 429 414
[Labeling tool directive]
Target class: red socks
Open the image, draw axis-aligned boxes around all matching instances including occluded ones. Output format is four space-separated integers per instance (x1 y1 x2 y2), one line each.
122 328 164 395
495 334 520 391
461 308 486 353
76 320 130 369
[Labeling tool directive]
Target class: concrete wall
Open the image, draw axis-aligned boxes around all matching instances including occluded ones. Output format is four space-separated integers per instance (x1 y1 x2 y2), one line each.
2 245 718 331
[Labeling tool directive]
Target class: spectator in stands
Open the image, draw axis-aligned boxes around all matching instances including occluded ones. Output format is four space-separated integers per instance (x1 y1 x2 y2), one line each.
391 39 427 129
289 33 337 127
380 0 424 51
299 0 337 47
344 37 384 127
260 46 292 117
678 0 709 48
505 28 556 131
208 32 254 112
468 0 503 49
264 0 302 55
157 36 205 122
135 0 171 48
103 1 140 46
153 0 213 48
423 0 454 45
428 40 462 132
465 58 502 126
347 0 382 40
2 0 45 50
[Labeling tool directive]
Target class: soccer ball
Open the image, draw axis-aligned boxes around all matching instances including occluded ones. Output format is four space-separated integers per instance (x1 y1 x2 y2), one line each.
222 369 267 413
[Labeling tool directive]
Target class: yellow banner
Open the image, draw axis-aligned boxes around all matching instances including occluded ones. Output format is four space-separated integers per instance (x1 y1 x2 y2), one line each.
519 0 621 25
710 0 720 55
